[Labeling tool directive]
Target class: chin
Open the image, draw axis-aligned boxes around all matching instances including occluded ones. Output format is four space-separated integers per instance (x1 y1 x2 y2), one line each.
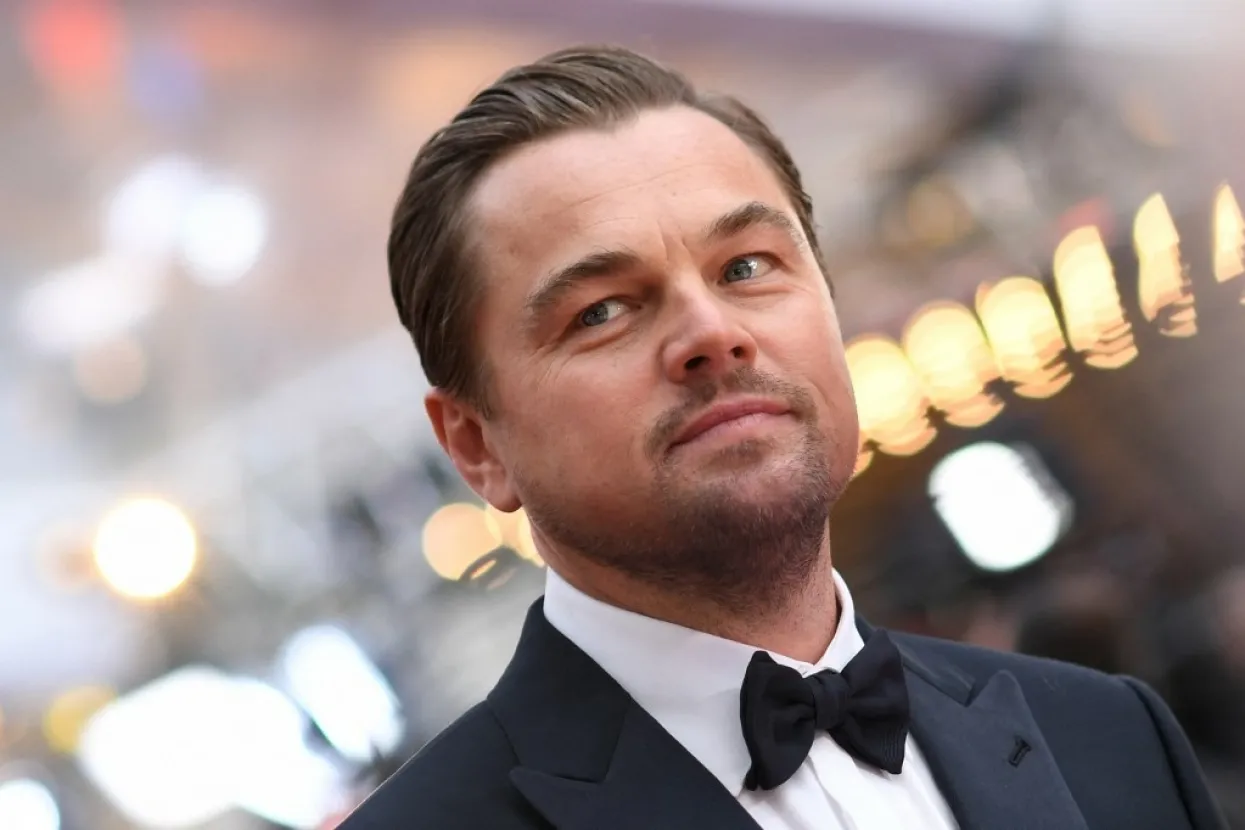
693 449 824 500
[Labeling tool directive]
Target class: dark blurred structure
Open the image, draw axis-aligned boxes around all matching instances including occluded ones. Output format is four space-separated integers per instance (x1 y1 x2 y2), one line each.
1016 570 1134 674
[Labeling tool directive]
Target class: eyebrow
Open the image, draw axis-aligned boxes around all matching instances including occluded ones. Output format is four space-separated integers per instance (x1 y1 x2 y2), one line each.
521 200 806 330
522 248 645 328
702 201 807 252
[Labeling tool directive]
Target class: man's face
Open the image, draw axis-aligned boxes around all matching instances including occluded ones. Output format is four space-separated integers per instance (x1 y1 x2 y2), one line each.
442 105 859 602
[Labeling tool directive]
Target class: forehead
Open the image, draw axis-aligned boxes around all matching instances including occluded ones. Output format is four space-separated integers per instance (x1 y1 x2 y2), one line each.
466 106 796 275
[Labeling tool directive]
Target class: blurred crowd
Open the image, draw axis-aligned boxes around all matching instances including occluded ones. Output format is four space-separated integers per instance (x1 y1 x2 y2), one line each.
967 559 1245 824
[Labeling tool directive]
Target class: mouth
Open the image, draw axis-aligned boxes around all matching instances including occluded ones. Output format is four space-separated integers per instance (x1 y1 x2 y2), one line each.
668 397 793 451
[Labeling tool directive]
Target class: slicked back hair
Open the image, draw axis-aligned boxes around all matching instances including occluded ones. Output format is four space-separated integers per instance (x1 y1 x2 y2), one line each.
388 45 826 416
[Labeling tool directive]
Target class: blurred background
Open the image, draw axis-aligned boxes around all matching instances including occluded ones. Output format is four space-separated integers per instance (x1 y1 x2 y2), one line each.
3 0 1245 827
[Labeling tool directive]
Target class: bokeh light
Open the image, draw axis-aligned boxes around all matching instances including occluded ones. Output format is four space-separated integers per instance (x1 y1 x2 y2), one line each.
976 277 1072 399
92 497 198 601
846 335 936 456
179 184 269 286
103 155 207 260
17 254 163 356
1134 193 1196 336
1213 183 1245 292
0 778 60 830
930 442 1073 573
279 625 403 764
43 685 117 754
1053 226 1137 369
902 301 1003 428
21 0 124 99
421 503 498 580
78 667 345 830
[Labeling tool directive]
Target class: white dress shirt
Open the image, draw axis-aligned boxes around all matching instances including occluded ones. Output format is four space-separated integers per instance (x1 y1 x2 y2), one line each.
542 568 960 830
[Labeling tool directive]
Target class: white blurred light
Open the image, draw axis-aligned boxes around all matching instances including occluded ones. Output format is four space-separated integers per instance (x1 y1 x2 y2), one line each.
93 498 197 601
78 668 237 827
280 625 404 764
16 254 163 355
221 678 347 830
929 442 1072 573
104 155 207 260
179 184 268 286
0 778 60 830
102 155 267 286
78 666 345 830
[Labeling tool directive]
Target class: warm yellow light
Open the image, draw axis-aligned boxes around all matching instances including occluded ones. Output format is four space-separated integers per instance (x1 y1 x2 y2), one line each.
1053 227 1137 369
422 503 498 580
93 498 197 600
1134 193 1196 336
43 685 116 754
484 505 544 566
976 277 1072 399
1213 183 1245 290
902 301 1003 428
845 335 936 457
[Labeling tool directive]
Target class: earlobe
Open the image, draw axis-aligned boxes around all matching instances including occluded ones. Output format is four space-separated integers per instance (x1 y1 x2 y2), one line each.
425 390 521 512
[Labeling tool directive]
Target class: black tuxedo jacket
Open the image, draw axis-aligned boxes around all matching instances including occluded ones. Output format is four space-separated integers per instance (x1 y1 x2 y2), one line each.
342 600 1226 830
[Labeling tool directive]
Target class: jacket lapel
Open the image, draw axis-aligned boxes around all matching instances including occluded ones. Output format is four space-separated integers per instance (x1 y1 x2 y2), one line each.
892 633 1090 830
494 600 1090 830
491 600 759 830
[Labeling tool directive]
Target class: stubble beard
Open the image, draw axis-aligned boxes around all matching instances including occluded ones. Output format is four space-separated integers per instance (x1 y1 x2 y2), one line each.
522 422 843 620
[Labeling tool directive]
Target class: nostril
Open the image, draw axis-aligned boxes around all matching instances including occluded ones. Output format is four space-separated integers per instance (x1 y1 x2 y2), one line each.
684 355 709 372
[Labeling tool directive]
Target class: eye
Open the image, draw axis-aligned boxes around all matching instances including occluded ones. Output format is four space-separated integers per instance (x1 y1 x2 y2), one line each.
723 255 774 283
577 298 627 328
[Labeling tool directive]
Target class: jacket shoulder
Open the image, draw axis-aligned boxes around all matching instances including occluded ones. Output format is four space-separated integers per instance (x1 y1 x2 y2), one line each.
891 629 1131 696
892 631 1226 828
890 629 1161 731
337 701 546 830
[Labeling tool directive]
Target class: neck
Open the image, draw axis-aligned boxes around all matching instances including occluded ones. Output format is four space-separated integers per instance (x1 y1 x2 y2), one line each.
548 538 840 664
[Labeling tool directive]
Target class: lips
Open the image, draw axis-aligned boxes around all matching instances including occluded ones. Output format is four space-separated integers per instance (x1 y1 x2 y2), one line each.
669 397 791 449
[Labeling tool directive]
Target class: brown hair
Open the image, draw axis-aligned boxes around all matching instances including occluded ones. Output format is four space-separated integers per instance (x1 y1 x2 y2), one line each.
388 44 825 416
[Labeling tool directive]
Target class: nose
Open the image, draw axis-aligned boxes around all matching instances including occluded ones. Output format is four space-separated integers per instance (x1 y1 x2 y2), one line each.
661 286 758 385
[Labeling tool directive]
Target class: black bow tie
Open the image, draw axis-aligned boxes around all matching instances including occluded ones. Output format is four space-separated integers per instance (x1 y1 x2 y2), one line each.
739 630 910 791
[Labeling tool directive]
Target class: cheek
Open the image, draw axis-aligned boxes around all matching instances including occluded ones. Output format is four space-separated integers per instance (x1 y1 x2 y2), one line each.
770 300 846 386
505 358 653 468
764 300 857 441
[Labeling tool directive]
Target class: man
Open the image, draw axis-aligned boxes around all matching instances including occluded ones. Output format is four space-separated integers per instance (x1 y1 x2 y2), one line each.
342 45 1225 829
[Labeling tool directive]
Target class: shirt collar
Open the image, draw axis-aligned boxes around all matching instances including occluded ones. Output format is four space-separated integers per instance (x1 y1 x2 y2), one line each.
541 567 864 795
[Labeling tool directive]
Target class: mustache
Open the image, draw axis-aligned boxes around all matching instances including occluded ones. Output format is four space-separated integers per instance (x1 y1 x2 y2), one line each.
646 367 817 457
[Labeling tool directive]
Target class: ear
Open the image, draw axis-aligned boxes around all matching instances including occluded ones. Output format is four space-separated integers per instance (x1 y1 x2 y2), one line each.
425 389 521 512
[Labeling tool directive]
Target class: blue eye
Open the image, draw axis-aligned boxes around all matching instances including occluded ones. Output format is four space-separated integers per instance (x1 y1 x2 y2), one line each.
724 255 766 283
578 298 626 328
